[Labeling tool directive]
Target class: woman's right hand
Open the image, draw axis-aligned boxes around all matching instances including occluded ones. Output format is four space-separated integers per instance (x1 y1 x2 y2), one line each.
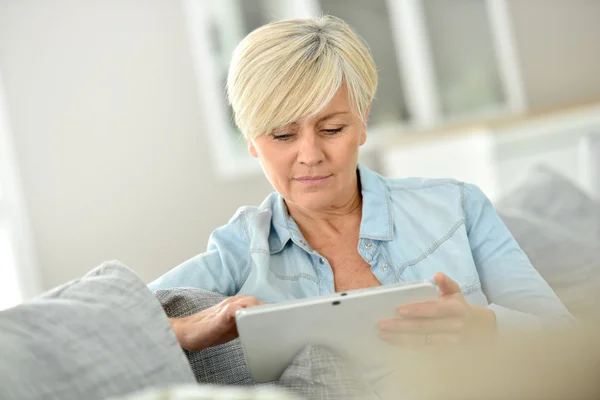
169 294 264 351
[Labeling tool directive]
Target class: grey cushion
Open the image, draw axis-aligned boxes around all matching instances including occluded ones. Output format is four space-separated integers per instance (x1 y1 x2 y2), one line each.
497 165 600 238
495 165 600 321
155 288 376 400
279 344 377 400
498 210 600 321
0 261 195 400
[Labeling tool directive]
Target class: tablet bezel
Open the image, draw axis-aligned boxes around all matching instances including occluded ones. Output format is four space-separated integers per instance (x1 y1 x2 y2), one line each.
235 280 439 382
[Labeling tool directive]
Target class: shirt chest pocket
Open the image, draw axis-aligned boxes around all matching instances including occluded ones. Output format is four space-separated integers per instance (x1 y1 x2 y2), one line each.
393 224 483 299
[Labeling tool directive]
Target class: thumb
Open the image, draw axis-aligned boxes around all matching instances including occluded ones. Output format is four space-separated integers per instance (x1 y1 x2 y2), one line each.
434 272 461 297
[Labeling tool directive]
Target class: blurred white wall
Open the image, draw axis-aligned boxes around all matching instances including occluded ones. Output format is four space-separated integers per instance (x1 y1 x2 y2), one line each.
0 0 273 289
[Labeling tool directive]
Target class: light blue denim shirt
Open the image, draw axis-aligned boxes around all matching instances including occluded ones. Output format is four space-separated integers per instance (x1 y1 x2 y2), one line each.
149 165 574 331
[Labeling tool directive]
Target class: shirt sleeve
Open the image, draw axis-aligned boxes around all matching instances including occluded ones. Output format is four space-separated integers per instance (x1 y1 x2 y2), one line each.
147 213 251 296
462 183 577 332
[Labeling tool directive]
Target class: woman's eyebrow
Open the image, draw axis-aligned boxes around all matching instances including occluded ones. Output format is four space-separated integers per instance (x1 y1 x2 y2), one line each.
316 111 351 123
272 122 298 132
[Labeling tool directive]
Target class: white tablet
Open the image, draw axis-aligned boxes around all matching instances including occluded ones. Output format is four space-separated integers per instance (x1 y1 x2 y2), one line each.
235 280 438 382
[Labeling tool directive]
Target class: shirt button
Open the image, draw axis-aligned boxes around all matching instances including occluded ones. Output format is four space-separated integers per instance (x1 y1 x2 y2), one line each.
381 264 390 271
365 242 373 249
319 257 325 264
299 240 306 246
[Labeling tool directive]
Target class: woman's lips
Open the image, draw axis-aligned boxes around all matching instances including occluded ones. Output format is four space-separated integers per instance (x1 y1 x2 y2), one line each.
295 175 332 186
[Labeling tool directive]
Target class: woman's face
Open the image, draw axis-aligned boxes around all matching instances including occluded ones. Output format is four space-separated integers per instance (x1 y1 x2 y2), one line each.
248 85 367 213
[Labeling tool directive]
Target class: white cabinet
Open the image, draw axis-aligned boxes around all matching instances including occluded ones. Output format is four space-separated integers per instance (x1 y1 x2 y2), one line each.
380 104 600 202
380 131 500 200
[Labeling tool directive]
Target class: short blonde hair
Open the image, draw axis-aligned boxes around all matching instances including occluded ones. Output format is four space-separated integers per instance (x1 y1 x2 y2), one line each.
227 16 378 139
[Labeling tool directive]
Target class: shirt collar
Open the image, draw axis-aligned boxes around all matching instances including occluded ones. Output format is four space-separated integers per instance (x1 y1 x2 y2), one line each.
268 164 393 254
357 164 393 241
269 194 293 254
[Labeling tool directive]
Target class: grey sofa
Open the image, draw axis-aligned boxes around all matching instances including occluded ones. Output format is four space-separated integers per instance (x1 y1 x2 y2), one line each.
496 165 600 321
1 165 598 400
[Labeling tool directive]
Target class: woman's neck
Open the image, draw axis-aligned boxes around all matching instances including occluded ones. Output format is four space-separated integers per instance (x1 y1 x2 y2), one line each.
285 184 363 238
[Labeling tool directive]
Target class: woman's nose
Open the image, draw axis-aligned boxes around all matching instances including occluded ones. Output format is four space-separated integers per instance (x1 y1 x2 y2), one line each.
297 131 325 167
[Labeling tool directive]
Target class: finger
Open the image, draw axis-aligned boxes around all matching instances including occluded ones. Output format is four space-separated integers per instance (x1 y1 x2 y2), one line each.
221 294 248 305
220 295 257 308
380 332 461 349
434 273 462 297
220 303 245 320
379 317 465 334
221 297 265 319
397 299 464 318
231 296 263 307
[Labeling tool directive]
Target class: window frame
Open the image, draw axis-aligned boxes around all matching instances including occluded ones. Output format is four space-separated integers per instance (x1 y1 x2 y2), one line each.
0 68 42 308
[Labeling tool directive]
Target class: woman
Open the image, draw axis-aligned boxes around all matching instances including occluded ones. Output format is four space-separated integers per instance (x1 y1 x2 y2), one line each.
151 16 573 355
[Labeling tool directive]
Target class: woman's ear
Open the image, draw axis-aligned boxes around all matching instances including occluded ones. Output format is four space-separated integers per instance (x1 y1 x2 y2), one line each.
247 139 258 158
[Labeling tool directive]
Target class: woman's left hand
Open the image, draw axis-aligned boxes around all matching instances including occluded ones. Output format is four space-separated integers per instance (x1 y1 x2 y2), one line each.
379 272 496 350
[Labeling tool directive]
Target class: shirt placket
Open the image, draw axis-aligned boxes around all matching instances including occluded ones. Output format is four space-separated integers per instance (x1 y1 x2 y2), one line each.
293 237 335 295
359 238 398 284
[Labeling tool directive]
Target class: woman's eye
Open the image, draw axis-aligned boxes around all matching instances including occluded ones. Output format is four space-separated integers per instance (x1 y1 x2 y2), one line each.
272 133 294 141
323 127 344 135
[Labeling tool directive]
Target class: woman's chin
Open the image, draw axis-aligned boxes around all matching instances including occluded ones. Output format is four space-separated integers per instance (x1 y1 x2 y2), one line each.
287 193 337 213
